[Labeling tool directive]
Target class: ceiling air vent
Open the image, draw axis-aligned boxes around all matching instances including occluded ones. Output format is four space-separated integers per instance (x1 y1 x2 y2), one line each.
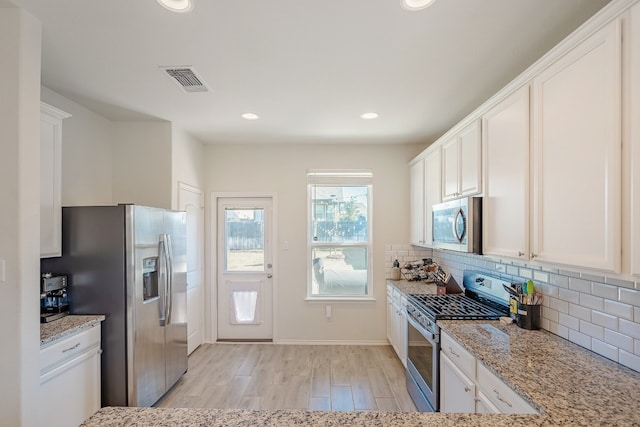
160 66 209 93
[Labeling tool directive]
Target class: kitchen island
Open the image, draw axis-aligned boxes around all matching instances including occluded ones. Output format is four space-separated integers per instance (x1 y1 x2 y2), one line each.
80 282 640 426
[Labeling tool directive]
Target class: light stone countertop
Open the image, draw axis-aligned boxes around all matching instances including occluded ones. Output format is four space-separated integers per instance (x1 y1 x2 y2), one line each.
386 279 438 295
80 283 640 426
40 314 105 347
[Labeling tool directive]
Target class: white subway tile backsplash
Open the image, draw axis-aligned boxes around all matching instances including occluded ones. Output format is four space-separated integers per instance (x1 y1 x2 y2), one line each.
560 269 581 278
605 329 634 352
606 276 635 290
579 320 604 340
591 282 618 300
548 321 569 339
619 350 640 372
506 265 518 276
569 304 591 321
558 288 580 304
549 274 569 289
519 268 533 279
550 298 569 314
636 307 640 323
568 329 592 349
542 306 560 323
569 277 591 293
580 294 604 311
636 339 640 356
591 339 619 362
591 311 618 330
533 271 549 283
559 313 580 331
604 300 634 320
581 273 604 283
619 319 640 340
619 288 640 307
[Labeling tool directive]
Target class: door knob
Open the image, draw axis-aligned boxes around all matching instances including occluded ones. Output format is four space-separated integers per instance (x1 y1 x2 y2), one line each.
267 274 273 278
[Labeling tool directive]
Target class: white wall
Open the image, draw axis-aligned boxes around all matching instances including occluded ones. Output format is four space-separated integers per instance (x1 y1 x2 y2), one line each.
171 125 205 209
40 86 114 206
112 121 172 209
205 143 419 343
0 7 41 426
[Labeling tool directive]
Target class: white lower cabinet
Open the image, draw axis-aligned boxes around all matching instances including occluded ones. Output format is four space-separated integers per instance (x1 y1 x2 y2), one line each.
39 325 102 427
386 285 407 367
440 352 476 413
440 331 538 415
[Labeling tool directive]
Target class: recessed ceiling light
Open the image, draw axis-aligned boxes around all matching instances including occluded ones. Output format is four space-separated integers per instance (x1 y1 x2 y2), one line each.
242 113 259 120
360 112 379 120
402 0 436 11
157 0 193 13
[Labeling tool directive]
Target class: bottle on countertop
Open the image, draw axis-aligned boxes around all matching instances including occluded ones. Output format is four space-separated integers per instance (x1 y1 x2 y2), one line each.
391 259 401 280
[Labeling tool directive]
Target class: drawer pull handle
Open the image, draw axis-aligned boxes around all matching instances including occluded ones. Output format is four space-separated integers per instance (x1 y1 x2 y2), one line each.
62 342 81 353
493 389 513 408
448 347 460 358
464 387 471 393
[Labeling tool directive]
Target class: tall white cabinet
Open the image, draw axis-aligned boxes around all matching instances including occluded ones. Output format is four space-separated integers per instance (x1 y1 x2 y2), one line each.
409 159 426 246
531 19 621 273
424 147 441 247
482 86 530 260
629 2 640 277
40 102 71 258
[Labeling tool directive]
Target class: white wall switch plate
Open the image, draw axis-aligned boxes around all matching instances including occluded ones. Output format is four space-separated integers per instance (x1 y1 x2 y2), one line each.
0 259 5 282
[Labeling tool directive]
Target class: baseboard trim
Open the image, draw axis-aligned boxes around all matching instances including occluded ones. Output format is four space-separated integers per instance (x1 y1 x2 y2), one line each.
274 339 390 346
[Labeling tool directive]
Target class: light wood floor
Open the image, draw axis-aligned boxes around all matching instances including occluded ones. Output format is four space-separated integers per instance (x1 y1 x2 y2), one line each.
155 343 418 412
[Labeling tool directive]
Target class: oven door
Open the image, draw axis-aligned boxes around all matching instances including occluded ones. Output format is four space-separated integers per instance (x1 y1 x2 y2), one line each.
406 315 439 412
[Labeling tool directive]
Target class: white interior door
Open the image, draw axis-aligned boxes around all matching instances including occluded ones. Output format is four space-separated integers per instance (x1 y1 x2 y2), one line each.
178 183 204 355
217 197 273 341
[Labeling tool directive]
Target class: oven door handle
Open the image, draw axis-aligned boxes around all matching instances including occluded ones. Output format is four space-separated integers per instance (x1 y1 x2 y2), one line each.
407 314 439 344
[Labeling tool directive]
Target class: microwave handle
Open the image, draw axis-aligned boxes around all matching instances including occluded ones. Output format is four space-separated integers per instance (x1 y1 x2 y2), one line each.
453 208 466 243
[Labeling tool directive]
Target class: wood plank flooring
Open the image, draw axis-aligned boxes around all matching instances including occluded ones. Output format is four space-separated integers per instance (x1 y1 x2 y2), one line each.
155 344 418 412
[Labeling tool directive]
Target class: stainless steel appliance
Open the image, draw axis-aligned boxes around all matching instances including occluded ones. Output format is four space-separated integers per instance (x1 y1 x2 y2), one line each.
40 274 69 323
431 197 482 253
40 204 188 407
405 270 511 412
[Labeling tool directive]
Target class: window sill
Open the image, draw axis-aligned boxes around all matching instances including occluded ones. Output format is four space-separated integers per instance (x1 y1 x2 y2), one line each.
304 296 377 302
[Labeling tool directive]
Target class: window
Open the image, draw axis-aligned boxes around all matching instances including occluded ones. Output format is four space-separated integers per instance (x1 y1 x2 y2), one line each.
308 170 372 298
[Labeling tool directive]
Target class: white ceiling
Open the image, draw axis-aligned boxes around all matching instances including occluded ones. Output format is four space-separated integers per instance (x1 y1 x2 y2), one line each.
9 0 611 145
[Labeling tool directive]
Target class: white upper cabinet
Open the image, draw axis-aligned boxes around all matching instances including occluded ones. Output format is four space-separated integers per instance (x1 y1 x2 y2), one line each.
482 85 530 260
531 19 622 273
442 119 482 201
424 146 441 247
409 159 426 246
40 102 71 258
628 2 640 277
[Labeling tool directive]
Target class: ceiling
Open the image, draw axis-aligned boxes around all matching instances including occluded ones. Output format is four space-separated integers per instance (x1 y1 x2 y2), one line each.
8 0 611 145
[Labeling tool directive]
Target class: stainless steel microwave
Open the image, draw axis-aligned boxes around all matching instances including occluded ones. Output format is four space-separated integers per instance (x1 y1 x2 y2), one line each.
431 197 482 253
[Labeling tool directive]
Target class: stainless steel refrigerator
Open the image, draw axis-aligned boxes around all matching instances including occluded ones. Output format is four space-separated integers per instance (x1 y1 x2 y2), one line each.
40 204 188 407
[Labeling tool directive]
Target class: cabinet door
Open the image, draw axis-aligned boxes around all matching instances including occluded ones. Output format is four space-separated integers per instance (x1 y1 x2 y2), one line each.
629 3 640 277
398 307 407 367
40 103 70 258
386 292 394 345
424 147 441 247
410 159 426 246
441 137 459 200
476 390 500 414
531 19 621 272
440 352 476 413
482 85 530 260
458 120 482 197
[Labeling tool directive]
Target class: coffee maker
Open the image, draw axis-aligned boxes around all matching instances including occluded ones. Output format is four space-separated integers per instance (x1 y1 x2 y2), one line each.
40 274 70 323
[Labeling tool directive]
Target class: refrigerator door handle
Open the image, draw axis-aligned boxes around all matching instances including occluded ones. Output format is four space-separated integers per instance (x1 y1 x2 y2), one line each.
158 235 168 327
165 234 173 324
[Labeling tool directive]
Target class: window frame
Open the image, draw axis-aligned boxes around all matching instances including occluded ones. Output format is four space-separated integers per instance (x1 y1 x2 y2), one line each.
306 170 374 301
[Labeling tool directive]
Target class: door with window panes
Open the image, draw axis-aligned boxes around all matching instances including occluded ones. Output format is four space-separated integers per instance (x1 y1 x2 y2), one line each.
217 197 273 340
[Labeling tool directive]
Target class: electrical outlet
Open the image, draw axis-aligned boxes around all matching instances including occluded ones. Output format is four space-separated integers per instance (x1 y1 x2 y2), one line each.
325 305 332 320
0 259 4 282
495 264 506 273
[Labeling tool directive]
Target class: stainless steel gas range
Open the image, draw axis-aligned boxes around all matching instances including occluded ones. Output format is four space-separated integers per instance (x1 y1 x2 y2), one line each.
405 270 512 412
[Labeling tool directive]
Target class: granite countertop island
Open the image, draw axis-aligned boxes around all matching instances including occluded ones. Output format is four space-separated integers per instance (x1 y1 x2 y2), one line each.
80 281 640 426
40 314 105 347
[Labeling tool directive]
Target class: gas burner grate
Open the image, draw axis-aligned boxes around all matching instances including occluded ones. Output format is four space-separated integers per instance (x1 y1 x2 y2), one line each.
408 294 505 320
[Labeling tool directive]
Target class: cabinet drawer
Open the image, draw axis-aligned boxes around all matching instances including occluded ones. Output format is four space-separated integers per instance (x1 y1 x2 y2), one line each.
40 325 101 375
441 331 475 378
476 362 538 414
